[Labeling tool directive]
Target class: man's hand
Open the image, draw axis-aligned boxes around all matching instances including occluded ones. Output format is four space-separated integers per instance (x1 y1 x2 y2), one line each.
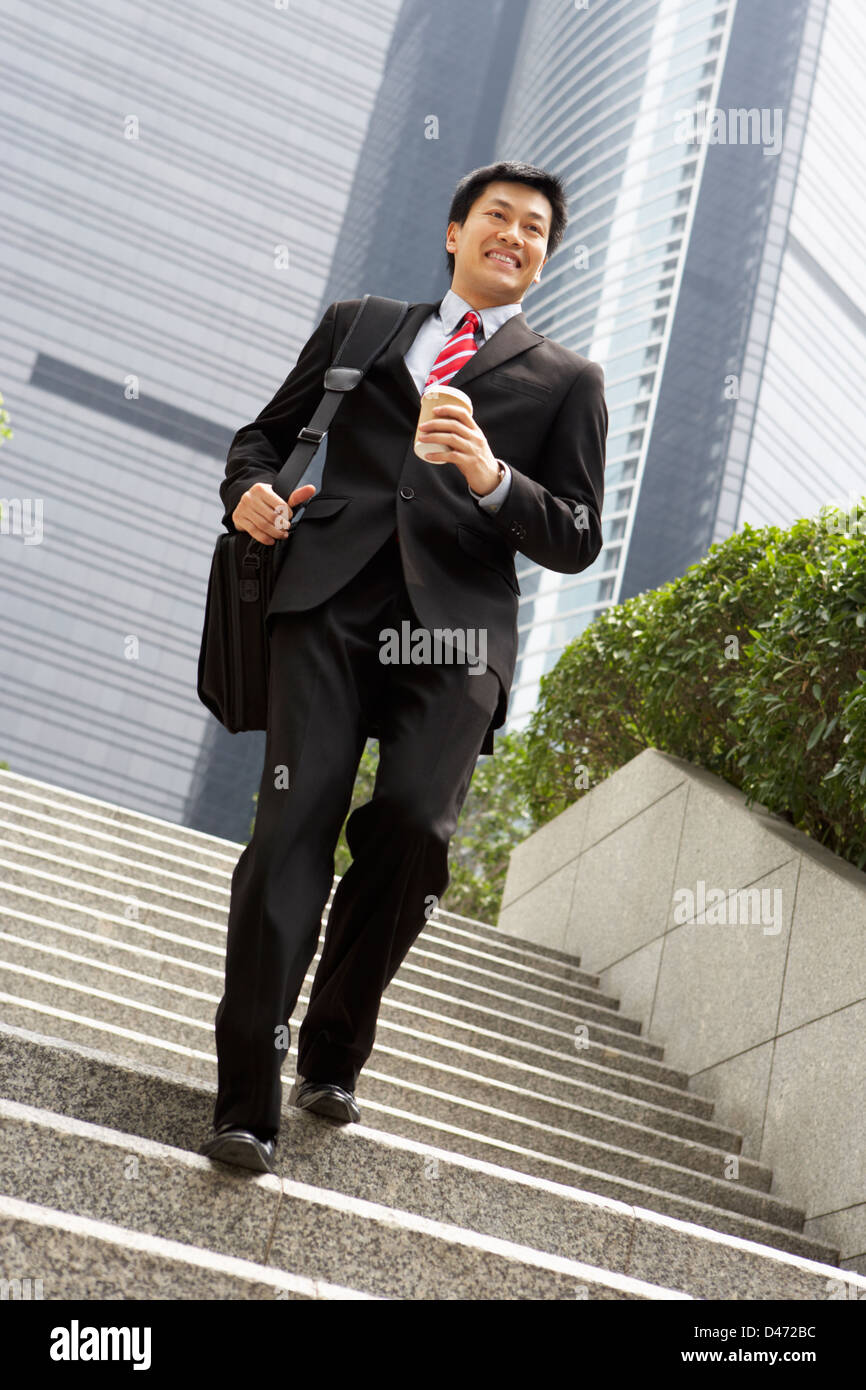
232 481 317 545
417 404 501 496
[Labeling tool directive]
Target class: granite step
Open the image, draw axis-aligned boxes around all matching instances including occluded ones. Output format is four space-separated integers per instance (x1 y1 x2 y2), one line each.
0 1192 377 1300
0 1098 692 1301
0 1023 854 1293
0 769 591 969
0 855 619 1007
0 916 692 1097
0 947 769 1197
0 907 707 1113
0 887 665 1061
0 924 742 1148
0 997 831 1257
0 773 240 867
0 834 599 995
0 809 592 980
0 767 847 1283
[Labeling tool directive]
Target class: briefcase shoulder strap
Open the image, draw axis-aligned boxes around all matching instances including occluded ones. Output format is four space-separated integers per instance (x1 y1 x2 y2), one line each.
331 294 411 374
271 294 409 502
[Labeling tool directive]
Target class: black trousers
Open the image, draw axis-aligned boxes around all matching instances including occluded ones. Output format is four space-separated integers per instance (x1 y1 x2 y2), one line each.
212 528 502 1136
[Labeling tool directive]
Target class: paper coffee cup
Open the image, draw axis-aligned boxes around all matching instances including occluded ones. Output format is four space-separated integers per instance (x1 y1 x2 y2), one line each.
414 384 474 462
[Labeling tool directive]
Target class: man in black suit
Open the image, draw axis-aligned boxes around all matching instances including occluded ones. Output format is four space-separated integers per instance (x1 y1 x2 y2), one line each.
200 160 608 1173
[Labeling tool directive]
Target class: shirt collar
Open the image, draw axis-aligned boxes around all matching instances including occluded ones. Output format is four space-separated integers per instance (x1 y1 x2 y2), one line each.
437 287 524 341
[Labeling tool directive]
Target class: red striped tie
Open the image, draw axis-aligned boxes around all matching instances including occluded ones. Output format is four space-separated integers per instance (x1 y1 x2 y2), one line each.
423 310 481 390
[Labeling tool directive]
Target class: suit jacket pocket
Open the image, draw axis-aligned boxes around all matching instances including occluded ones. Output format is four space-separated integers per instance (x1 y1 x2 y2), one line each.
291 495 351 526
456 524 521 596
487 372 553 403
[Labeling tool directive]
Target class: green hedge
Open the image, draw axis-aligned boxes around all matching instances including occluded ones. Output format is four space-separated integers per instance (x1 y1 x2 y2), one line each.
517 503 866 871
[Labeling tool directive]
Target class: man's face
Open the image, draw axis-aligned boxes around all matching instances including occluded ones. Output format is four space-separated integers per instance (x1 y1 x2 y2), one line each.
446 180 552 308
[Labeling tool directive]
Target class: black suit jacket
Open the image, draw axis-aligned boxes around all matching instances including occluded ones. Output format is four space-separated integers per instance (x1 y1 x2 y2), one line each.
219 298 608 755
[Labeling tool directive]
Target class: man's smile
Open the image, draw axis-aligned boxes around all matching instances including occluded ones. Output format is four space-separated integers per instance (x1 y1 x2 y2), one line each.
485 249 521 268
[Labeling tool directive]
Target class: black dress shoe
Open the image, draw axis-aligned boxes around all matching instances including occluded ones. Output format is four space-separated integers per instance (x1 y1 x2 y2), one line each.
199 1123 277 1173
290 1077 360 1123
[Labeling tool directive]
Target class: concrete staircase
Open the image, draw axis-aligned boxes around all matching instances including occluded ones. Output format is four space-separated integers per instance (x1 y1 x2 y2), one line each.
0 766 863 1301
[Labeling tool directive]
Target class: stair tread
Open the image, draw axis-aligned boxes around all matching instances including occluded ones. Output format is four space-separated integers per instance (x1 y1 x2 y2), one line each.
0 933 748 1150
0 1100 696 1301
0 1191 378 1300
0 769 849 1296
0 1004 821 1239
0 1024 849 1287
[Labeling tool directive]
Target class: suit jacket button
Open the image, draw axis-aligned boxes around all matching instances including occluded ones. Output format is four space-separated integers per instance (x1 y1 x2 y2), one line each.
400 486 415 499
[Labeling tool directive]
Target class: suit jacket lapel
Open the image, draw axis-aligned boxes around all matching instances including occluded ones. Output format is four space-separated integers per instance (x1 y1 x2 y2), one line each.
377 300 545 412
377 301 438 412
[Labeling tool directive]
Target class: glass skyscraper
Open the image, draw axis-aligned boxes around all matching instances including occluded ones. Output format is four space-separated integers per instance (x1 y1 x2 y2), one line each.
491 0 855 728
496 0 739 723
0 0 401 838
720 0 864 536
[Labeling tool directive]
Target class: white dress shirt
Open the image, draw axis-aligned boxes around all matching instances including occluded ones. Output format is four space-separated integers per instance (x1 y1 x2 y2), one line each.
403 288 522 513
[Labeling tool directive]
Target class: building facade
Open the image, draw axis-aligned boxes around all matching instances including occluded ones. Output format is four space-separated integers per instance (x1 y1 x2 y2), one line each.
488 0 857 730
0 0 401 839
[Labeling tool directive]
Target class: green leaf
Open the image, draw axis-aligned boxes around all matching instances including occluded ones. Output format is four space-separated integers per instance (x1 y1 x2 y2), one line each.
806 717 827 749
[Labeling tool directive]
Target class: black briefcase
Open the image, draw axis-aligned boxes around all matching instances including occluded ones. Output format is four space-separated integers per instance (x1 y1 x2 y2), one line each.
196 295 409 732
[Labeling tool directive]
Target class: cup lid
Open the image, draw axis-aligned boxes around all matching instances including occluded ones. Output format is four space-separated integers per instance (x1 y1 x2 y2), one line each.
421 383 472 402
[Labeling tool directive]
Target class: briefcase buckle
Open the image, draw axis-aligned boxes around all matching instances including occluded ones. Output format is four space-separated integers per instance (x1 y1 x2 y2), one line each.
297 426 326 446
